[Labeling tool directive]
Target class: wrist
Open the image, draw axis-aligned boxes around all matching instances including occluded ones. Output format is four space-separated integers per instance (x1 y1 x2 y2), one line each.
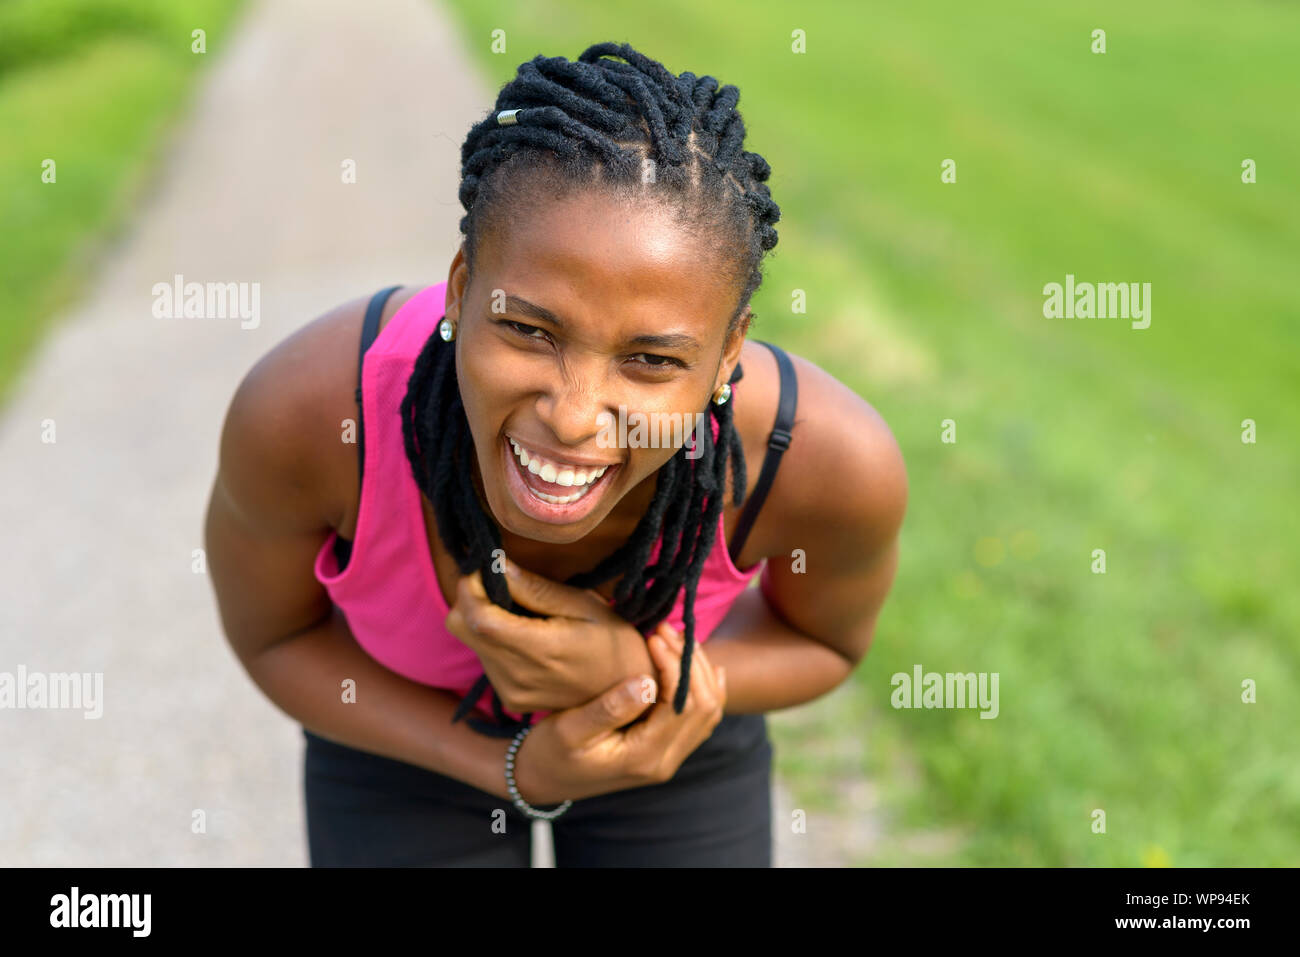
506 725 572 819
491 738 516 802
501 728 533 806
508 726 546 804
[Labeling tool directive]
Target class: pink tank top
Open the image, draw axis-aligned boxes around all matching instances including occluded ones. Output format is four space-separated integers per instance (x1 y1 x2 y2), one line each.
313 282 766 724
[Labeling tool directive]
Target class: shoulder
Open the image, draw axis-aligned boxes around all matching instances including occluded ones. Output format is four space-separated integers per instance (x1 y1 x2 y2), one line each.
731 340 908 567
214 286 426 533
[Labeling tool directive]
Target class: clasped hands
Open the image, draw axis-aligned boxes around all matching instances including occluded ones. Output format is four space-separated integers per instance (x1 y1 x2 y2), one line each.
445 557 730 804
444 556 664 714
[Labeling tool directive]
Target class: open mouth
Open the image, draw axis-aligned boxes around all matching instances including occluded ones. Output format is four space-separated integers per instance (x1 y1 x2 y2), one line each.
500 433 621 524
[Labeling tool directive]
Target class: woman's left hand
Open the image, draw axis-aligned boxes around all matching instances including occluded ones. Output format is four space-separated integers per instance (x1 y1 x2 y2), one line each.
443 557 656 714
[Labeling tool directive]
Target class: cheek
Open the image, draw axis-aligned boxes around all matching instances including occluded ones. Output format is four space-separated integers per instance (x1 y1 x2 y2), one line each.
625 388 713 446
626 443 679 480
460 325 545 395
456 338 516 427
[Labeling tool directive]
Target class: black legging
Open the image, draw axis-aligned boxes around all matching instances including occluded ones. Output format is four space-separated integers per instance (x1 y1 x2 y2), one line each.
302 712 773 866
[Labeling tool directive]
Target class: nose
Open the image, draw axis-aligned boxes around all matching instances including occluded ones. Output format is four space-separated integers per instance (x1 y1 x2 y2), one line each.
533 354 618 449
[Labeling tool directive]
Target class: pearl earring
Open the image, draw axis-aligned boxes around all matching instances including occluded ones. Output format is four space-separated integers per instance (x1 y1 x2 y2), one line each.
712 383 732 405
438 318 457 342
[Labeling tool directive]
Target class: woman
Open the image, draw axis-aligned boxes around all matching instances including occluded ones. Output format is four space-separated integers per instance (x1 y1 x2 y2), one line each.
204 42 907 867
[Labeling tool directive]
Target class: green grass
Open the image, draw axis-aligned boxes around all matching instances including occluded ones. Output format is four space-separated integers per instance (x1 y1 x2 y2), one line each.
0 0 246 407
440 0 1300 865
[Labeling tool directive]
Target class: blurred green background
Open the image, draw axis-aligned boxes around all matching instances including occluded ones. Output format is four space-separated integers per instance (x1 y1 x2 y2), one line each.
0 0 244 406
437 0 1300 867
5 0 1296 866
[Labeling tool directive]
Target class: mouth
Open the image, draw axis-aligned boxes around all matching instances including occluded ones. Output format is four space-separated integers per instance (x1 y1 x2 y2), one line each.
500 433 621 525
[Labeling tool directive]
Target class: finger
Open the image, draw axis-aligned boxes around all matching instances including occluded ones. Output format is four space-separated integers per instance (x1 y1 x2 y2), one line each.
461 567 489 600
661 624 717 709
662 622 713 686
665 627 723 719
502 557 605 620
652 631 685 707
456 571 552 648
626 633 688 746
655 623 702 708
623 634 719 776
445 602 521 663
443 606 480 651
565 672 655 746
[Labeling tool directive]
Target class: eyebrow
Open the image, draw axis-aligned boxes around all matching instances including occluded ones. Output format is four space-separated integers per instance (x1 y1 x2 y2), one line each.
503 295 701 352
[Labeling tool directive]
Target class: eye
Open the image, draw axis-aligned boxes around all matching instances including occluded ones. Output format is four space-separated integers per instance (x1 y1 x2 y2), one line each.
629 353 686 370
503 320 551 342
500 320 684 370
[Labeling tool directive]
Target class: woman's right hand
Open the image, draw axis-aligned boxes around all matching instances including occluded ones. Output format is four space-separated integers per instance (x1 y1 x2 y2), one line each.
510 622 728 806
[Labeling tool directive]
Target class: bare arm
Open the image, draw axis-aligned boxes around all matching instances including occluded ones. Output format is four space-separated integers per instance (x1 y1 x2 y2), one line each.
698 533 901 714
202 307 514 801
238 603 516 801
694 360 908 714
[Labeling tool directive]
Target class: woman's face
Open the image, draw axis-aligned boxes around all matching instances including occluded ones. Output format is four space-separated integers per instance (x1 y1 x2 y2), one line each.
443 188 748 546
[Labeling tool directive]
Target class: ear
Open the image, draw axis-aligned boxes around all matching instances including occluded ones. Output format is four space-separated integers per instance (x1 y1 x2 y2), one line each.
445 244 469 321
715 304 751 393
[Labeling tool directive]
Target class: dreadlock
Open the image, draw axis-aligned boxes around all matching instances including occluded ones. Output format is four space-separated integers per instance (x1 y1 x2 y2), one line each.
400 41 781 737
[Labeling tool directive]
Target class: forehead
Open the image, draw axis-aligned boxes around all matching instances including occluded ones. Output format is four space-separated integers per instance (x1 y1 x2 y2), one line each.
475 189 739 328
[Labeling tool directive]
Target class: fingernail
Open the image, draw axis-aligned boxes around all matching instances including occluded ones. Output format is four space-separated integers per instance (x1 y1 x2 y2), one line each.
637 677 656 704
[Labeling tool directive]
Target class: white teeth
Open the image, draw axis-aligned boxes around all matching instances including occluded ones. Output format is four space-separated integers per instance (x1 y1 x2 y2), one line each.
532 486 590 505
508 437 610 487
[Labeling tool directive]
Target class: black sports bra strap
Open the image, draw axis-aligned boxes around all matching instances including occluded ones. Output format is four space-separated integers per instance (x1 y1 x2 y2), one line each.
355 285 403 484
728 340 797 566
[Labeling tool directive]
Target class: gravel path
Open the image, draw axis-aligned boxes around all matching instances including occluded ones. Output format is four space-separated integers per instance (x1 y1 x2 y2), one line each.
0 0 860 867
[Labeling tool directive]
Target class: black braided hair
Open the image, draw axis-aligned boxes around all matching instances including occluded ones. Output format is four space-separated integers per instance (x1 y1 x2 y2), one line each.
401 42 780 737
